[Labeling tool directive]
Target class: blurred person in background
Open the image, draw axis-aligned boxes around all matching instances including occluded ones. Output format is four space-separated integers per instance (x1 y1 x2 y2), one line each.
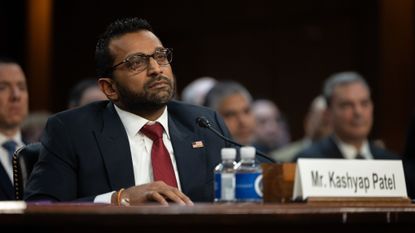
251 99 290 154
296 71 397 160
271 96 331 162
0 58 29 200
204 80 256 146
181 77 217 106
68 78 107 108
21 111 50 144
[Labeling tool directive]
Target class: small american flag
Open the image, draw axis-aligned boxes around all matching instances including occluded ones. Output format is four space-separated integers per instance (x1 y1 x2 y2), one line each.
192 141 204 148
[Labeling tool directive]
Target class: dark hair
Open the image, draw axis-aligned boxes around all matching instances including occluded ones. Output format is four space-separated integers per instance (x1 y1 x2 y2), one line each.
95 18 153 78
323 71 370 107
68 78 99 107
0 57 18 65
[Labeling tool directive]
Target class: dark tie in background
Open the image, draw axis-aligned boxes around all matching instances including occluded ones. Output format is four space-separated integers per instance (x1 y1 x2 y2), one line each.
356 154 365 159
2 140 17 167
141 123 178 188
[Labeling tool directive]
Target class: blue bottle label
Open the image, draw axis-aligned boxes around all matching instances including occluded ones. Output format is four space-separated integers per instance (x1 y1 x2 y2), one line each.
214 173 221 199
235 173 263 201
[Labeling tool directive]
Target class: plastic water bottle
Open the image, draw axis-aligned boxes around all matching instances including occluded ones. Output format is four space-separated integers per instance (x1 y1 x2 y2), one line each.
214 148 237 202
235 146 263 202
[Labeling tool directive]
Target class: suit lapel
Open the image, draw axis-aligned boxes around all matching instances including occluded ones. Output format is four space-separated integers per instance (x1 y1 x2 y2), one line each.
0 164 13 199
325 136 344 159
94 103 135 190
370 144 383 159
369 143 396 159
168 114 206 195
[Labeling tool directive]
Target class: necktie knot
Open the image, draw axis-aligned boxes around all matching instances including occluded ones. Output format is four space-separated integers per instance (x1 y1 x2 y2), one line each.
140 122 164 141
355 153 365 159
2 140 17 154
2 140 17 166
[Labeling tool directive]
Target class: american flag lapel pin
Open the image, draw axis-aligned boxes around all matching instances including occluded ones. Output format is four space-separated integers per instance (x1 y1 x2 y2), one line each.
192 140 204 148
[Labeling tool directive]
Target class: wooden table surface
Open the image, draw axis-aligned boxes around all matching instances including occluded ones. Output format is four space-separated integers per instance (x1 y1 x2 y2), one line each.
1 201 415 232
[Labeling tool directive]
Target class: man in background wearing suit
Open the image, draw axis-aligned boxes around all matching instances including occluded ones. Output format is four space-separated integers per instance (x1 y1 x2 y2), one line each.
204 81 256 146
0 58 29 200
297 71 397 160
67 78 107 109
24 18 233 205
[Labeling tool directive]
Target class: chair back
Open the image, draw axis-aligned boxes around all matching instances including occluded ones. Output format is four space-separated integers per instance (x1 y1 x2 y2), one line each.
12 143 41 200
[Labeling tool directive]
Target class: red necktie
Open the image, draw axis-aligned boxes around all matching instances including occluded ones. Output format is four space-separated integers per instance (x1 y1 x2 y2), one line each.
140 122 178 188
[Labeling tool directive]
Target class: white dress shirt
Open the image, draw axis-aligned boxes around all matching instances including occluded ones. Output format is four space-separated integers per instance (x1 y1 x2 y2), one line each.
0 132 24 183
94 105 181 203
334 136 373 160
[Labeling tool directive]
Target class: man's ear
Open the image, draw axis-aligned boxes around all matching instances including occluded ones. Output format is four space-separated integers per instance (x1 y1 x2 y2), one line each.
98 78 118 102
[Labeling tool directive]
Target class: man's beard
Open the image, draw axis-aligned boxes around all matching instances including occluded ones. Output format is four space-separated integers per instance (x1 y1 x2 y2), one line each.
116 75 176 112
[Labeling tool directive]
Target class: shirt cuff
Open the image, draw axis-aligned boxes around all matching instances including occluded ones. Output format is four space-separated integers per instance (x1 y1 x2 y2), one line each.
93 191 115 204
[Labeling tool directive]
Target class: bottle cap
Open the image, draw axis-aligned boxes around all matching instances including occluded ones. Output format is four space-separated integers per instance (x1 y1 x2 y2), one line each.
221 148 236 160
240 146 256 160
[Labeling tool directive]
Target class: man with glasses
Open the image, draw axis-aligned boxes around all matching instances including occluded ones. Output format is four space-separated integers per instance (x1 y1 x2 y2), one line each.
25 18 232 205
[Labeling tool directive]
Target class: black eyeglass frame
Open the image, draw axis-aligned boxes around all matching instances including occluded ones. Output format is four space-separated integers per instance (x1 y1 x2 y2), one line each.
108 48 173 75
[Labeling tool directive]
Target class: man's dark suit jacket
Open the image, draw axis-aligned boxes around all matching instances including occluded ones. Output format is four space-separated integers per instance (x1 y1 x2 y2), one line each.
404 113 415 199
296 135 398 160
0 164 14 200
24 100 234 202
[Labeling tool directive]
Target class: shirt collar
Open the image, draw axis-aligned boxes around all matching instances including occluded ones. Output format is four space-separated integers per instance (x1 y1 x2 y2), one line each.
334 135 373 159
114 104 170 139
0 131 24 147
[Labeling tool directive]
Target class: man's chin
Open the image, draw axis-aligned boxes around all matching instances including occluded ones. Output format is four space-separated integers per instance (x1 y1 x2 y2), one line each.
3 121 22 130
351 128 370 137
342 132 368 142
148 93 174 104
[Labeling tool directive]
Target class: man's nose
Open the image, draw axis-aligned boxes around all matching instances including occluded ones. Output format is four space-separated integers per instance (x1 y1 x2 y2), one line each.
238 114 251 127
353 104 364 116
10 86 22 101
146 57 163 77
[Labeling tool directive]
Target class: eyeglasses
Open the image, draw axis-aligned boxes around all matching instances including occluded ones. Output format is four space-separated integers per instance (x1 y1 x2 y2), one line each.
110 48 173 74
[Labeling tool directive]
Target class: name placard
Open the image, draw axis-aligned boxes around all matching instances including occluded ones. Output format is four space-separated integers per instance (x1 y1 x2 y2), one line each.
293 159 407 200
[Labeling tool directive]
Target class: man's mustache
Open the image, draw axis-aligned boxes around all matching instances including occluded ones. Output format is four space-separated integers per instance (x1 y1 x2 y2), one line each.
145 75 172 88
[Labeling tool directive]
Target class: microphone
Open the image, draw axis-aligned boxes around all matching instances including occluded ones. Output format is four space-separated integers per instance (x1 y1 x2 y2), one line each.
196 116 277 163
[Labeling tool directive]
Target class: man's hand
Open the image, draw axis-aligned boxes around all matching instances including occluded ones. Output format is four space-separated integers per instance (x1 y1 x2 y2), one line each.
111 181 194 206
